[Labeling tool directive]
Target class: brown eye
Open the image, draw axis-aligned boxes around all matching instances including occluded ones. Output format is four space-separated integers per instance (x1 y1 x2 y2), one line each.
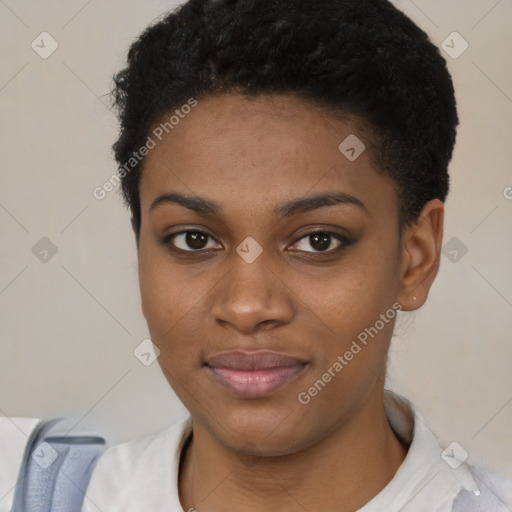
165 230 220 252
290 231 348 253
185 231 209 250
309 232 332 252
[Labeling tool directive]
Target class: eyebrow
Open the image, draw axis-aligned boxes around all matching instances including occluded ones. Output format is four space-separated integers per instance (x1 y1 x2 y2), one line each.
149 191 367 218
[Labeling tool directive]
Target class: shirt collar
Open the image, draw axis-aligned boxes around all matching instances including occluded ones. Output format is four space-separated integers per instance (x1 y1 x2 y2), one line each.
171 391 481 511
357 390 480 511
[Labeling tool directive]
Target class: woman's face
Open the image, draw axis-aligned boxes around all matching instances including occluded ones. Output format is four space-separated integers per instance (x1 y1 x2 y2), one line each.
137 93 406 455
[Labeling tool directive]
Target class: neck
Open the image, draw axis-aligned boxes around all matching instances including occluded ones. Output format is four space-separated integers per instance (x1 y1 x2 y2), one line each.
179 389 408 512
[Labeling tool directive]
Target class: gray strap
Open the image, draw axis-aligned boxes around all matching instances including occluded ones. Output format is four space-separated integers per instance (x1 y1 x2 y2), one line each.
11 419 106 512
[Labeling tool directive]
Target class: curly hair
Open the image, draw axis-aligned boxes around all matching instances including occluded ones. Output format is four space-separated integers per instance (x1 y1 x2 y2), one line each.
112 0 458 234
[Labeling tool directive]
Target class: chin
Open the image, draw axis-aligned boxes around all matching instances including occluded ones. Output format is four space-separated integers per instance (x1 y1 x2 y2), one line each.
201 400 315 456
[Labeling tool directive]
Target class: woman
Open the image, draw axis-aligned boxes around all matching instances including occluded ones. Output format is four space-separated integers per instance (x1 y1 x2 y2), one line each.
81 0 511 510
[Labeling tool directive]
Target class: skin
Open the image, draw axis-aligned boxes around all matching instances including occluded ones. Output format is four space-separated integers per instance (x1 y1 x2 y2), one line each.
134 93 444 511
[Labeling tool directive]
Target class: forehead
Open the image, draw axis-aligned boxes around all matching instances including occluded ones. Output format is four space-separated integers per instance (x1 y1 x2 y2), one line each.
139 93 397 222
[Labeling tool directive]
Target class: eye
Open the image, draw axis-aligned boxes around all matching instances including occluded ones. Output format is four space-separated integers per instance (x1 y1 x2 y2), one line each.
289 230 349 253
162 229 351 255
163 230 221 252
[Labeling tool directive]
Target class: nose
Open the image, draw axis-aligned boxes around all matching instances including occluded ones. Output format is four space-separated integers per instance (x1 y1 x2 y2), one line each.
210 249 295 335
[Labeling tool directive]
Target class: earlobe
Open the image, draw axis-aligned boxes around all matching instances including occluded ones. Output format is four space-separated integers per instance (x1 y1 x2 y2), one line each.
398 199 444 311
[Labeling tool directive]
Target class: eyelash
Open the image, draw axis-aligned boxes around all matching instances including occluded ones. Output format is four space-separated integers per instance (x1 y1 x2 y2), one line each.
160 229 353 256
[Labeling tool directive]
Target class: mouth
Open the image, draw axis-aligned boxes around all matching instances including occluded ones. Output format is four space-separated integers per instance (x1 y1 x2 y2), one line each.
205 350 308 399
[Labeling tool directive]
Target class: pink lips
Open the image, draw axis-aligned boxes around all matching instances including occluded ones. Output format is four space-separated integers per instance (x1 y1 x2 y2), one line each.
206 351 307 398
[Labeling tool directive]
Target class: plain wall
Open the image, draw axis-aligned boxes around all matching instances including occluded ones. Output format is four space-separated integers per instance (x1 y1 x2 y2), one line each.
1 0 511 478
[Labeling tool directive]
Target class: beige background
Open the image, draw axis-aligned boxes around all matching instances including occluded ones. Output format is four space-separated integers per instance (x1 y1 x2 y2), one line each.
0 0 511 478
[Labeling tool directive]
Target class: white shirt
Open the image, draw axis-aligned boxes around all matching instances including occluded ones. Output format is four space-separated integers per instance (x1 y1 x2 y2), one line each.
79 390 512 511
1 392 510 511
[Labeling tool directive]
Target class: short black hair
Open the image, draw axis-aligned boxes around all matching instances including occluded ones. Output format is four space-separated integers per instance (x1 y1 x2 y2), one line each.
112 0 458 234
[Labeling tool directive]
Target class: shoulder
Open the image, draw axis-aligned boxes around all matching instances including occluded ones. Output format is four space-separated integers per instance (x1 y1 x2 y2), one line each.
81 416 192 512
453 464 512 512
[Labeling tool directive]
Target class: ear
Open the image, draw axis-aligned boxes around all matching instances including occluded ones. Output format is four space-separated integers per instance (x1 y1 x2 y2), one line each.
398 199 444 311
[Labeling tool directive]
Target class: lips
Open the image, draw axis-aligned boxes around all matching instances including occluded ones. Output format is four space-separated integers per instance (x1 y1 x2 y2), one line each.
205 351 307 398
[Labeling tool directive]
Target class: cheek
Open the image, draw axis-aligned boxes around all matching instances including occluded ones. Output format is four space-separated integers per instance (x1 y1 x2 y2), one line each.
138 240 192 338
137 240 216 374
319 241 400 327
304 238 400 381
